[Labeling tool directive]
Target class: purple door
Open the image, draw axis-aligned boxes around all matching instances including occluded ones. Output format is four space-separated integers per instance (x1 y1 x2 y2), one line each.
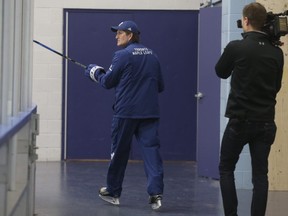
197 7 221 179
63 10 199 161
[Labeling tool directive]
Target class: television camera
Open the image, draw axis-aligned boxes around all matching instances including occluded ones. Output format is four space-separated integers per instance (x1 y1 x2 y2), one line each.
237 11 288 46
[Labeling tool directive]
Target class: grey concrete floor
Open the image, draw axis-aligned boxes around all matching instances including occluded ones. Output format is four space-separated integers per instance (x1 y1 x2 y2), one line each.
34 161 288 216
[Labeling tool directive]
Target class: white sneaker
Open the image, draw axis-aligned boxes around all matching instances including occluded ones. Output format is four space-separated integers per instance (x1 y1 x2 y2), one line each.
99 187 120 205
149 195 162 210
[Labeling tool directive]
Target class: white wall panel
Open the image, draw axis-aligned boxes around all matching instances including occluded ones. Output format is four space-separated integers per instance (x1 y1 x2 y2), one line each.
35 0 200 10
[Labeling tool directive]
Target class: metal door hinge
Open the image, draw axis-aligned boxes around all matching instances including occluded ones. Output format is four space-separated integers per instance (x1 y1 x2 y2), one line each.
32 113 40 135
30 114 40 162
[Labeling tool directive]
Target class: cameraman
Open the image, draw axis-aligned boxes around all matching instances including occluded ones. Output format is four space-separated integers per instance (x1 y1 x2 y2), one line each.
215 2 284 216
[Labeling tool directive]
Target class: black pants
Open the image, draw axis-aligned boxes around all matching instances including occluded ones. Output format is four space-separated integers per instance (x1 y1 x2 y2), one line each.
219 119 277 216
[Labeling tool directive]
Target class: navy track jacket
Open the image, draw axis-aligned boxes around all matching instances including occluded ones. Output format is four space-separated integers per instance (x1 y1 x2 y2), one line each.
96 42 164 118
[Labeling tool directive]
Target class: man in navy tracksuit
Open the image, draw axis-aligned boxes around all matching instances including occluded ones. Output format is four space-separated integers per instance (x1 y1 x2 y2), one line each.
85 20 164 210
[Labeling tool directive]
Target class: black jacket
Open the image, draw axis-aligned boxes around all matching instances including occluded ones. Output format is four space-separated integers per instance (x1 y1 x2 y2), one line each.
215 31 284 121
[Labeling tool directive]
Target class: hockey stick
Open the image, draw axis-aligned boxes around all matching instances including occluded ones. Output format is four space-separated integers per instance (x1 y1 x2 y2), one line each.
33 40 87 69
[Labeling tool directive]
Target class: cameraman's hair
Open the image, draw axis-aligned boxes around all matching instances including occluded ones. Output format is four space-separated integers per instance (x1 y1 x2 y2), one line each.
243 2 267 30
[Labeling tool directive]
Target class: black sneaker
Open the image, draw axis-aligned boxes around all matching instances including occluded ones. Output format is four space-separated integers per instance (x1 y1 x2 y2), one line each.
99 187 120 205
149 195 162 210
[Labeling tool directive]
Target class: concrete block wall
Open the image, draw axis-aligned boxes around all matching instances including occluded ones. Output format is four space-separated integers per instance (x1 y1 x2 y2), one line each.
221 0 288 190
257 0 288 191
33 0 288 191
33 0 200 161
220 0 254 189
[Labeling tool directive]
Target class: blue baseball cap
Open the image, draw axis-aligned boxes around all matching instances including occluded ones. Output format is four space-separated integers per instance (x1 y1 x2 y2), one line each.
111 21 140 34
